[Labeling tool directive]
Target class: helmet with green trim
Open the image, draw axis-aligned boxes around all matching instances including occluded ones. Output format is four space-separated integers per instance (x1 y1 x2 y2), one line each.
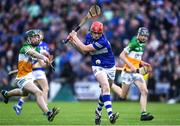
25 29 39 45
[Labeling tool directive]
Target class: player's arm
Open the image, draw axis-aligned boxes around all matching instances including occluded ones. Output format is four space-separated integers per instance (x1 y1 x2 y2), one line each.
68 30 96 54
37 59 47 67
120 51 136 72
140 60 152 72
37 56 54 68
8 69 18 75
116 67 123 71
38 50 53 67
70 41 86 54
26 49 50 64
119 50 137 72
140 60 151 67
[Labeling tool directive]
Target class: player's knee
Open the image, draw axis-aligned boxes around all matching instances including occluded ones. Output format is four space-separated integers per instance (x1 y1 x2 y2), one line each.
121 93 127 99
141 88 148 96
43 89 49 95
102 85 110 93
42 86 49 94
35 90 43 97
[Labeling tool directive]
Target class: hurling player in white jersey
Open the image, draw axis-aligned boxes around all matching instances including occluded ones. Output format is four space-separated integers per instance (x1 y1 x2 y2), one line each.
68 21 119 125
111 27 154 121
1 30 59 122
13 30 51 115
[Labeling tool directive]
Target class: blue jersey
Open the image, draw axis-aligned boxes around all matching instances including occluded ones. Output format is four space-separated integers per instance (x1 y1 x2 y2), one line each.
38 41 49 54
84 33 115 68
33 41 49 70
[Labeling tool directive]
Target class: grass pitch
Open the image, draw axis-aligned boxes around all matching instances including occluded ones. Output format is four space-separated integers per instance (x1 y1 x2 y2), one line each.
0 101 180 125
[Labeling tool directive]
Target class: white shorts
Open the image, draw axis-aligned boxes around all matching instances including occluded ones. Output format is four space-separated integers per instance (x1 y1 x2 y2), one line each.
15 73 34 89
92 66 116 81
32 70 47 80
120 71 145 85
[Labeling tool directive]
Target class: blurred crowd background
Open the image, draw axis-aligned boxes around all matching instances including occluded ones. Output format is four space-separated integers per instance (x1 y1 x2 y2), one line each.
0 0 180 103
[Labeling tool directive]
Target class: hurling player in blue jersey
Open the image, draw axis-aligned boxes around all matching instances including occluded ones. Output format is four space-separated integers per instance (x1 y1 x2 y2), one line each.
68 21 119 125
13 29 51 115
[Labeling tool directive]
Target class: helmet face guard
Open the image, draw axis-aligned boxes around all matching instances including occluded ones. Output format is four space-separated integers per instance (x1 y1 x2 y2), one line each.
137 27 149 37
25 29 39 46
137 27 149 42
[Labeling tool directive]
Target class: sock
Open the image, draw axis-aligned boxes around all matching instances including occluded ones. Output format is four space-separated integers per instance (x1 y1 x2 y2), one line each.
16 98 24 108
96 95 104 114
102 94 113 119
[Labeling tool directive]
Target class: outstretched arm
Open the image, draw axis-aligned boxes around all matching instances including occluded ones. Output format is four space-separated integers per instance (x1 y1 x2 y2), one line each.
27 49 50 65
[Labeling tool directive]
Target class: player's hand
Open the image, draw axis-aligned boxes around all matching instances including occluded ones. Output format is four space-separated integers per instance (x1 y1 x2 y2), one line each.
138 66 149 75
67 35 73 43
140 61 152 72
42 51 54 63
42 55 50 65
49 55 54 64
70 30 77 37
42 51 51 59
140 61 150 67
69 30 77 40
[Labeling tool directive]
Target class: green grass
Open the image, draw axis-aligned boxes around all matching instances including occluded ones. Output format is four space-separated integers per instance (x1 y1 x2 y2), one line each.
0 101 180 125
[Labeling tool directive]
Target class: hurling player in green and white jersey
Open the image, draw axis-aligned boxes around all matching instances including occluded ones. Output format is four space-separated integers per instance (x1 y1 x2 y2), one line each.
111 27 154 121
13 29 52 115
1 30 59 122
